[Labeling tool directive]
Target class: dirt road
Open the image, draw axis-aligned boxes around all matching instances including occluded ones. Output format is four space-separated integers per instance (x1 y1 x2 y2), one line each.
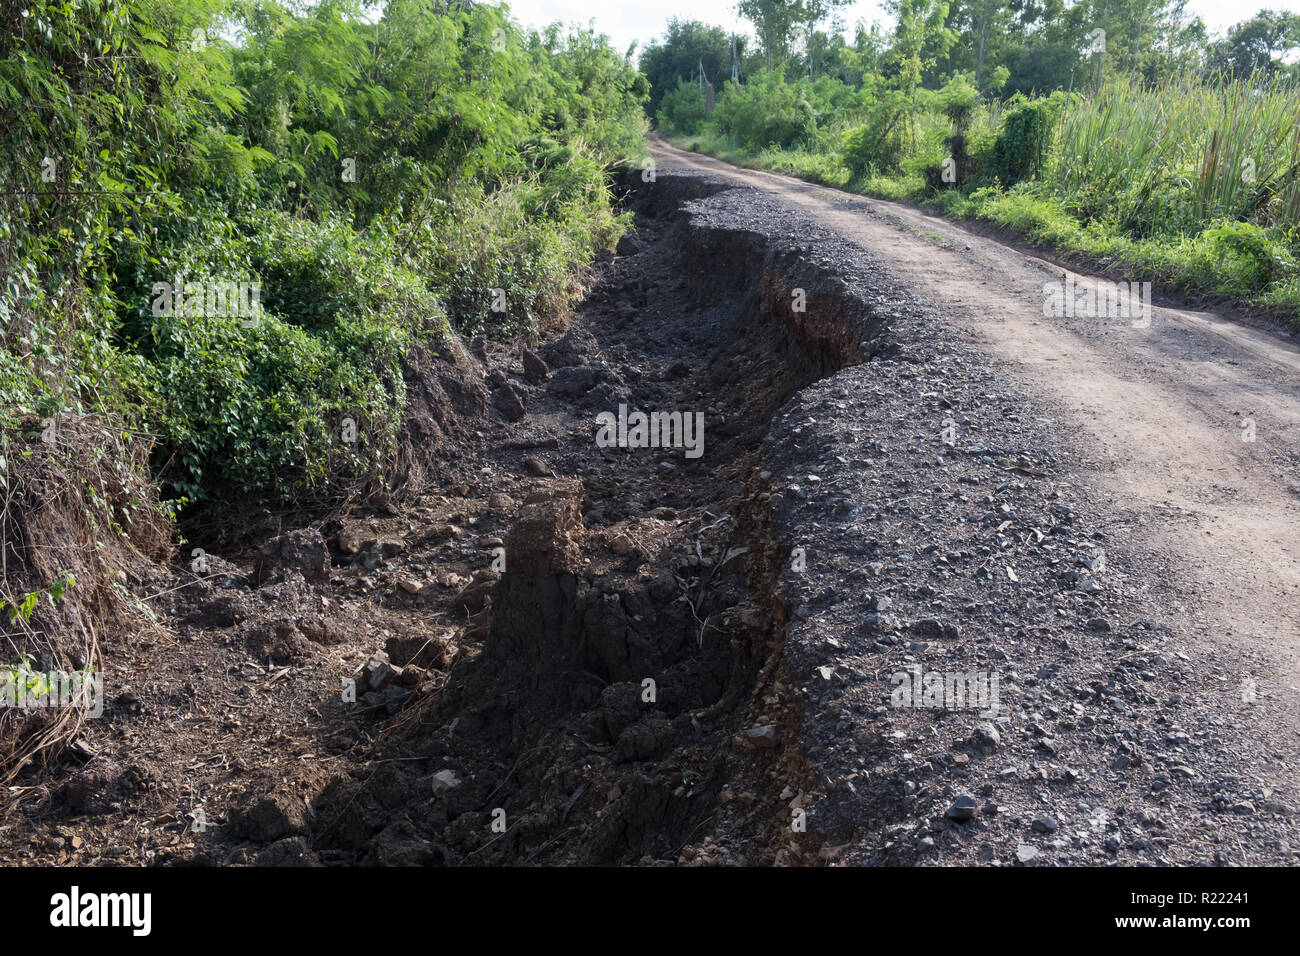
7 148 1297 866
651 136 1300 719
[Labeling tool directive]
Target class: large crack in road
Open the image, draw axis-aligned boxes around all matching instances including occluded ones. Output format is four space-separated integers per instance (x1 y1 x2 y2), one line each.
10 156 1297 867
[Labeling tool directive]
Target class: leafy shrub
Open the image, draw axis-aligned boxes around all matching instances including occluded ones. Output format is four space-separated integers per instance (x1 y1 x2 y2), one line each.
657 79 708 135
141 213 432 512
711 73 817 151
400 165 627 340
1203 220 1283 290
939 76 981 132
842 91 911 178
989 93 1068 185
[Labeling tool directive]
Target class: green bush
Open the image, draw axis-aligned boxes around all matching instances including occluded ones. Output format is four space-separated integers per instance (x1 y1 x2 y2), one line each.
989 93 1068 186
657 79 708 135
1203 220 1284 290
842 91 911 178
140 212 434 511
711 73 817 151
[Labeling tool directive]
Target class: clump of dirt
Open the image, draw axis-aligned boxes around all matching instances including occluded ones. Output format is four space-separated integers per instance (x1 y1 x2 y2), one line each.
388 337 491 500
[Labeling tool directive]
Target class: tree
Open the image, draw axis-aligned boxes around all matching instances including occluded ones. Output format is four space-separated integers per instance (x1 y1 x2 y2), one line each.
639 19 735 114
1206 9 1300 78
737 0 806 69
802 0 853 77
882 0 956 154
884 0 957 94
933 0 1021 91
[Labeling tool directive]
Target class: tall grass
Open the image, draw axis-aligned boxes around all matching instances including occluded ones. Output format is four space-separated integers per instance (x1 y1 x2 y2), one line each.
1050 74 1300 237
669 68 1300 319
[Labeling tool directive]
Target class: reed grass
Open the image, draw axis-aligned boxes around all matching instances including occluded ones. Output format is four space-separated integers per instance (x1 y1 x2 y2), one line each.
1050 73 1300 236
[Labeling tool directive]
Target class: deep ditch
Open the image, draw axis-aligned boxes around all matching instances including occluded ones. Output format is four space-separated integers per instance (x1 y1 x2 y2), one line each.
292 169 893 866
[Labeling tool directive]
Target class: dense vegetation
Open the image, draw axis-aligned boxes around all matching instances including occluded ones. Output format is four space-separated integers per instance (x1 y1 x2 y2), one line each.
646 2 1300 319
4 0 1297 532
1 0 647 518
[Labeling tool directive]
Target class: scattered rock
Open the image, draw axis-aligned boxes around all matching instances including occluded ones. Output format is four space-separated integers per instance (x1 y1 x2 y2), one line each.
973 722 1002 750
743 725 781 749
946 795 978 822
523 456 552 477
492 385 527 422
336 526 368 556
432 769 463 793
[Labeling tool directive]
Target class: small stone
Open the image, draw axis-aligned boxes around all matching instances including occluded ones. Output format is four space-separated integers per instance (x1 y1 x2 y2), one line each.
945 795 977 822
336 527 367 555
521 348 550 385
363 657 394 692
492 385 527 422
523 456 551 477
431 769 463 793
1015 845 1039 864
744 725 780 749
1032 816 1059 833
374 538 405 558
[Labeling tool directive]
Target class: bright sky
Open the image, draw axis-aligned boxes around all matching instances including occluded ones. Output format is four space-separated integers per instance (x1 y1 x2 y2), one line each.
503 0 1300 57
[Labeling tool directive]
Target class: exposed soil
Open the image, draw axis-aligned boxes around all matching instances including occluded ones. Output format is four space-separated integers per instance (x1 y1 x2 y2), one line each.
2 149 1297 866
